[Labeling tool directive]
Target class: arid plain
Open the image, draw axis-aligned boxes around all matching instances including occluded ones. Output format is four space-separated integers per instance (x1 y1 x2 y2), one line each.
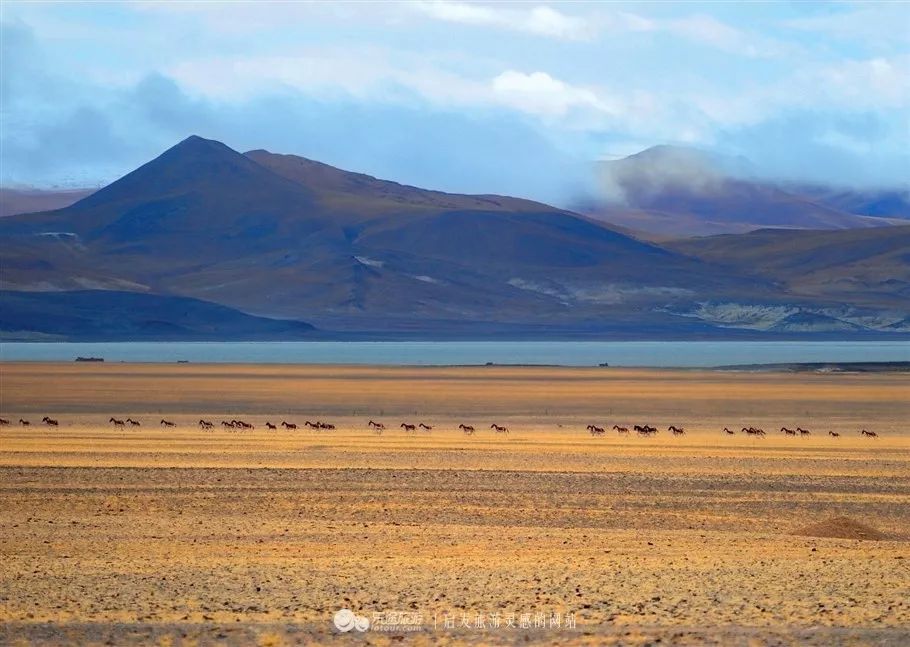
0 362 908 646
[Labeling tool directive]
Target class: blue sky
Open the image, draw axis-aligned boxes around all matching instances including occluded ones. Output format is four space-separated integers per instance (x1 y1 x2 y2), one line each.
1 1 908 203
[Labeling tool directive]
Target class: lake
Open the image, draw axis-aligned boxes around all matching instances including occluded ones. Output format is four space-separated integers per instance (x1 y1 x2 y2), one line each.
1 341 907 367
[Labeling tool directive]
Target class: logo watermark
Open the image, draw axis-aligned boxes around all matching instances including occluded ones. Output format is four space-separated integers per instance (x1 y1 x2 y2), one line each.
333 608 370 632
333 607 577 634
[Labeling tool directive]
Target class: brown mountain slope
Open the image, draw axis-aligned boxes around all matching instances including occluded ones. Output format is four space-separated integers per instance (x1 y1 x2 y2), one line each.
244 149 548 215
669 225 910 310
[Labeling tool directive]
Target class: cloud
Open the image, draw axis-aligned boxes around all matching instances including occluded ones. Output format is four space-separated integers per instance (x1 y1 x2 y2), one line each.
2 3 908 194
0 23 590 203
412 1 593 40
491 70 605 118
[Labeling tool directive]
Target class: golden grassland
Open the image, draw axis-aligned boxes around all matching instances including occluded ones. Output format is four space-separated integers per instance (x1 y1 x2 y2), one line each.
0 362 908 645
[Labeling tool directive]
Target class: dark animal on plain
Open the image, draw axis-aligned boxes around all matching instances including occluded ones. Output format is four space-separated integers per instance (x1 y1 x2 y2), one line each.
587 425 605 436
798 427 811 435
861 430 878 437
126 418 141 426
42 417 58 426
490 424 508 433
459 424 475 435
236 420 253 429
780 427 796 436
828 431 840 437
198 420 214 429
281 421 297 430
419 423 433 430
368 420 384 429
110 417 125 428
613 425 629 434
160 419 176 427
304 421 318 429
0 418 9 425
318 422 335 430
222 421 236 428
19 419 30 426
724 427 735 435
668 425 685 435
265 422 277 430
401 423 417 432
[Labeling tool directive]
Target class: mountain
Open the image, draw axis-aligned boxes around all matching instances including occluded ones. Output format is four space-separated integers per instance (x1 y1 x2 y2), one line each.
665 226 910 332
244 149 545 214
669 225 910 310
1 136 906 339
0 290 315 341
0 187 95 218
786 184 910 220
585 146 904 238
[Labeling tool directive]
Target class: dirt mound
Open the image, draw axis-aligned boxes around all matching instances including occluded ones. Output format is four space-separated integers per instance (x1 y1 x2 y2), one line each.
795 516 887 541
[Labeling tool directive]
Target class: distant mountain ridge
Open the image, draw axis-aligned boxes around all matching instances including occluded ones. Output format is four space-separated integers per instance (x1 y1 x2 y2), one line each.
0 136 907 339
0 187 96 218
584 145 908 238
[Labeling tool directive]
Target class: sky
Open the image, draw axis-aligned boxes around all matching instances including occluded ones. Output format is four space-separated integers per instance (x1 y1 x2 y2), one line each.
1 1 908 204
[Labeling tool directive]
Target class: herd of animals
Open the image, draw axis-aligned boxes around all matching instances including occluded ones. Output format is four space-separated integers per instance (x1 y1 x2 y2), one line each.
0 416 882 437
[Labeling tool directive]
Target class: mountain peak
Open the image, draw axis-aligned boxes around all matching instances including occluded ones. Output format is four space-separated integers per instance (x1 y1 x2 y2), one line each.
158 134 244 162
63 135 313 221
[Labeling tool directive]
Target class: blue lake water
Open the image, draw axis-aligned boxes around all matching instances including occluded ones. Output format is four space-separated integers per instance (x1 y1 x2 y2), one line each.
0 341 907 367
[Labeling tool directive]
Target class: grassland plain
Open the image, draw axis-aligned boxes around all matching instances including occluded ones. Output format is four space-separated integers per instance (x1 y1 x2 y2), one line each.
0 362 908 645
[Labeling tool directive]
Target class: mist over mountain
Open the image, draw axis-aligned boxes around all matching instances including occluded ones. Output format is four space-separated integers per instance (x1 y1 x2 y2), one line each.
584 145 908 239
1 136 907 340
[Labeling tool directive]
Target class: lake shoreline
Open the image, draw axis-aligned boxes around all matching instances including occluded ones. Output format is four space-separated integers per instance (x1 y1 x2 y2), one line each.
1 340 907 367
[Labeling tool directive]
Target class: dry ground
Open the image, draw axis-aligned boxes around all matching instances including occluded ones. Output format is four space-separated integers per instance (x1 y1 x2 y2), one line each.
0 362 908 645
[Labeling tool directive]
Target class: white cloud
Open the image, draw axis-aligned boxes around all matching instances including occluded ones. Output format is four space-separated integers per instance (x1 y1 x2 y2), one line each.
491 70 605 117
413 1 593 40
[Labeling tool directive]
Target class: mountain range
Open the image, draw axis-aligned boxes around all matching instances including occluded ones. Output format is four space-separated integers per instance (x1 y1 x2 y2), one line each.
0 136 907 340
584 145 909 239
